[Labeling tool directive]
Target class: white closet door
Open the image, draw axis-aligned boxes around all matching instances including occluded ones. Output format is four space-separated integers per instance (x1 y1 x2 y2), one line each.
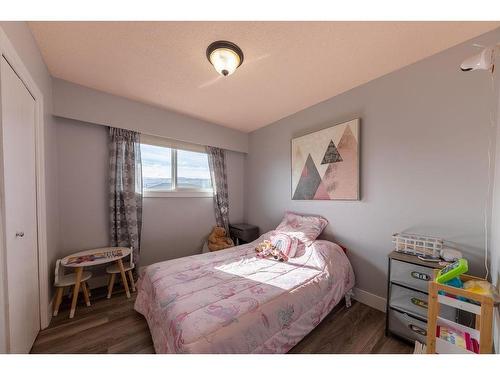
1 57 40 353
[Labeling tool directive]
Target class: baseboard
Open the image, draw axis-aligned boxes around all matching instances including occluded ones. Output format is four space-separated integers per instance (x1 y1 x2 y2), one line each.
44 299 53 329
352 287 386 312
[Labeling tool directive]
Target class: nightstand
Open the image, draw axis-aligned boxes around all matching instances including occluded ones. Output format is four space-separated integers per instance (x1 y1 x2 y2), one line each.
386 251 457 344
229 223 259 245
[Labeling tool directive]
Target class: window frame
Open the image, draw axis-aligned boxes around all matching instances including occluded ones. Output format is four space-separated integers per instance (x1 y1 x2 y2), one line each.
141 134 214 198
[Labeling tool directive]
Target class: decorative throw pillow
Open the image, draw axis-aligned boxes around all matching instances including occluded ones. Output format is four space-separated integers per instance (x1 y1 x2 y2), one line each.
270 232 299 258
275 211 328 245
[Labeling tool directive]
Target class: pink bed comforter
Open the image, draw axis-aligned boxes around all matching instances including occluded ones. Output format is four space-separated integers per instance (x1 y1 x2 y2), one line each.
134 232 355 353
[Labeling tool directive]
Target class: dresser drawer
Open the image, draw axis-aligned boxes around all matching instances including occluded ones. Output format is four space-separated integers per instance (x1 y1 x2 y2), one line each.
389 284 457 321
389 284 429 319
390 259 434 293
388 308 427 343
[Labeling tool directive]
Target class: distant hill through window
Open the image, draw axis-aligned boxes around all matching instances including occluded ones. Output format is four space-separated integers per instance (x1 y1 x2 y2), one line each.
141 143 212 192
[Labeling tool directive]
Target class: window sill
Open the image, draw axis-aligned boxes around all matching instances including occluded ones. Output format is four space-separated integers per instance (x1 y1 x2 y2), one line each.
143 190 214 198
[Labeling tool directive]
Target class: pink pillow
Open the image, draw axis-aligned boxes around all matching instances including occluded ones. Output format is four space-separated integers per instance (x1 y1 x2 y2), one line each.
275 212 328 245
270 232 299 258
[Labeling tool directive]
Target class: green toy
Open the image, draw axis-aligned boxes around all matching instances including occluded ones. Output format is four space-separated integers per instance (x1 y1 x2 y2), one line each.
436 258 468 284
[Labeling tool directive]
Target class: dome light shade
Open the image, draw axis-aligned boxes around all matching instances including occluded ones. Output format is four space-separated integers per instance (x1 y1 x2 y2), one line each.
206 41 244 76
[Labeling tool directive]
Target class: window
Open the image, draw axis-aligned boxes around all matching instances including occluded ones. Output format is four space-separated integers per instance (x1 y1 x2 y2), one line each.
176 149 212 190
141 144 172 191
140 135 213 197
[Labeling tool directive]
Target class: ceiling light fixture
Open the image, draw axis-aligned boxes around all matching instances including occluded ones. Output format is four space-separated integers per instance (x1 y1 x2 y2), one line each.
206 40 244 77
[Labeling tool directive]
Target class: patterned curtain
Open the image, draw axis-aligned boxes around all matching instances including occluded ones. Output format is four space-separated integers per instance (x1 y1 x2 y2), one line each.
206 146 230 233
109 127 143 265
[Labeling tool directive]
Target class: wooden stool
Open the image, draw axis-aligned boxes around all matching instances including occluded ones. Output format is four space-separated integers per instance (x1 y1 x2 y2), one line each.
106 252 135 298
53 259 92 316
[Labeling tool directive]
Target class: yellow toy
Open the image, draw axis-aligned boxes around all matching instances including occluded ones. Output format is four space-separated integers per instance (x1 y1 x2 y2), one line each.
255 240 273 254
255 240 288 261
463 280 494 297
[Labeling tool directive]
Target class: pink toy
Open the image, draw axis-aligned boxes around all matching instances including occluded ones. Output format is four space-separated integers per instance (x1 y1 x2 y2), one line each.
255 240 288 262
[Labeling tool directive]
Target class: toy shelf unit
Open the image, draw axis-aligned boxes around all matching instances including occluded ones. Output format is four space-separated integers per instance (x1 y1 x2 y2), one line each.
392 233 443 259
426 270 494 354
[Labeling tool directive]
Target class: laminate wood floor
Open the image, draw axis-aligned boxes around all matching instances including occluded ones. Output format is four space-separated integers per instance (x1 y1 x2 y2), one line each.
31 287 413 354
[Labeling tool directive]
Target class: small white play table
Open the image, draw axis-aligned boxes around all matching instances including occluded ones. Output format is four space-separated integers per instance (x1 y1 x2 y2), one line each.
61 247 132 318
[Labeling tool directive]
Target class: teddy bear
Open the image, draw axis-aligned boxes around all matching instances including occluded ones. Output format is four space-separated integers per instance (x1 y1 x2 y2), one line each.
207 226 235 252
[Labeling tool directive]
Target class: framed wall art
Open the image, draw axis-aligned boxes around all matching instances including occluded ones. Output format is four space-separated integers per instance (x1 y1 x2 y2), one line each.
291 118 359 200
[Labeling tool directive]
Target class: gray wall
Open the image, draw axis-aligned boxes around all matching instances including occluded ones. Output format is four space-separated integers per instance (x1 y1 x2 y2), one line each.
490 64 500 290
56 117 246 271
246 27 500 298
53 78 248 153
0 22 59 344
141 148 246 265
489 65 500 353
56 119 109 254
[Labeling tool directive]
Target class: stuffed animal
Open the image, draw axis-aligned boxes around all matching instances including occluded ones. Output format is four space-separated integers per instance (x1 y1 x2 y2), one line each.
255 240 273 255
255 240 288 262
207 226 234 252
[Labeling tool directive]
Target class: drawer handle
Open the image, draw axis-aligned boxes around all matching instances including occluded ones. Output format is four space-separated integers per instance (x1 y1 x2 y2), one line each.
408 324 427 336
410 271 431 281
411 297 428 309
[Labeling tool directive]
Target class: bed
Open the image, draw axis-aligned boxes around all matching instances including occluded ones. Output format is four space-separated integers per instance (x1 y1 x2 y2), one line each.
134 230 355 353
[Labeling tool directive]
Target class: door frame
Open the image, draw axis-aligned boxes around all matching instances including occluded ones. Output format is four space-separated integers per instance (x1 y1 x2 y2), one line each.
0 27 49 352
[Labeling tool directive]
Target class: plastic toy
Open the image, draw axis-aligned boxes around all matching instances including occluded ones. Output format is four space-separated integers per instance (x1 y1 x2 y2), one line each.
444 277 463 289
463 280 494 297
436 258 468 284
255 240 288 262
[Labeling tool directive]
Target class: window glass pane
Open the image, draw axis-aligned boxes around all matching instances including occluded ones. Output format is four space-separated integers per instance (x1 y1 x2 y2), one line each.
177 149 212 190
140 144 172 191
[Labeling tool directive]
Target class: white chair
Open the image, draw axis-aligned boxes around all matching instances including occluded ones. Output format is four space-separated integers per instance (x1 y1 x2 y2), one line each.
53 259 93 316
106 250 136 298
